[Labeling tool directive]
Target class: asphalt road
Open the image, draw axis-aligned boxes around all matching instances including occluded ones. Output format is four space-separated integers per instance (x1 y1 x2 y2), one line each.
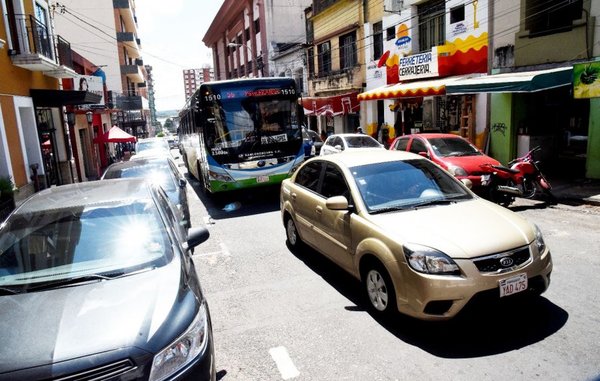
175 154 600 381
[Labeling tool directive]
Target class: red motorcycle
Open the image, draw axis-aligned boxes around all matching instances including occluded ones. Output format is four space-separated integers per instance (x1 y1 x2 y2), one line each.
480 146 553 206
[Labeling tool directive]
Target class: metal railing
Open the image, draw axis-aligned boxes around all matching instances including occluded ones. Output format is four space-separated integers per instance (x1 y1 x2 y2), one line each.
56 35 73 68
8 14 54 60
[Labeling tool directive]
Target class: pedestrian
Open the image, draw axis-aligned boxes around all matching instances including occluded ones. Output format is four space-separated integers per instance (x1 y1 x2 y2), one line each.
356 127 364 134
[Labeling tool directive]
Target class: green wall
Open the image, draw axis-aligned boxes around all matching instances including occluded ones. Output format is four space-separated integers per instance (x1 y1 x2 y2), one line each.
489 93 514 165
586 98 600 179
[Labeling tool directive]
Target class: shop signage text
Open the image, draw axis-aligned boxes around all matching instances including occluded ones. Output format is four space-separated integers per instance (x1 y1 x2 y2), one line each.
398 51 439 81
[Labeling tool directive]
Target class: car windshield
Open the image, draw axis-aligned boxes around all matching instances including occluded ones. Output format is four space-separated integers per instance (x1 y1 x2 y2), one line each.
0 200 172 288
345 135 381 148
306 130 322 142
428 137 481 157
351 159 472 213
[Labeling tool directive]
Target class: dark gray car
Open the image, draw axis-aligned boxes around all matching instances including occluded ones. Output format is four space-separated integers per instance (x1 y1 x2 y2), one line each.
0 179 215 380
102 157 190 228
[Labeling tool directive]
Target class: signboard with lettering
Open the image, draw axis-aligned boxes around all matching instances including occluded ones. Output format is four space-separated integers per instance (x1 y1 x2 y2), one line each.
398 51 439 81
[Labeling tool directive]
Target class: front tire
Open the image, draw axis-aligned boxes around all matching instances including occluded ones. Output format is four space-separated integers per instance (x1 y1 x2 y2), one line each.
522 177 538 199
362 261 397 316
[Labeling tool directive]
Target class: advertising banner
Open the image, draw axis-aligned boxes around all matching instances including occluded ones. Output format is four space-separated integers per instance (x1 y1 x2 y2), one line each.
573 62 600 99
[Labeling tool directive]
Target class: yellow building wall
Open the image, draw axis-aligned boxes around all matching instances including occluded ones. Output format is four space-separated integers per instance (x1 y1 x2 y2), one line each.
365 0 384 22
313 1 360 39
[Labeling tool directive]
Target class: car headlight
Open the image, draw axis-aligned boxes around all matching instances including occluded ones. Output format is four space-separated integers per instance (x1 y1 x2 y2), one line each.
534 224 546 254
149 303 209 381
208 170 233 182
404 244 461 275
447 165 467 177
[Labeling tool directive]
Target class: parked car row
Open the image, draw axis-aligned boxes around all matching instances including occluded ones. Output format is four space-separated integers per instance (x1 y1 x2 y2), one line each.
0 137 217 380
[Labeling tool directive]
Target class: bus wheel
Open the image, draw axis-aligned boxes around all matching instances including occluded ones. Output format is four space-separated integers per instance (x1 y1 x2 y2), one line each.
197 161 209 196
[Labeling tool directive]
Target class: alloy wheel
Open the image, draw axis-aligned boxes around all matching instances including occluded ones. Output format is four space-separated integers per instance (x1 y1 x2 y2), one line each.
366 269 389 312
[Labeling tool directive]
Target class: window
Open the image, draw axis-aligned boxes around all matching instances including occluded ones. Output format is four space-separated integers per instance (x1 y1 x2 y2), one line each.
318 41 331 75
295 161 323 193
321 164 350 199
409 138 427 154
418 0 445 52
525 0 582 37
386 26 395 41
245 28 250 42
450 5 465 24
307 48 315 78
306 19 314 44
373 22 383 61
392 137 410 151
254 19 260 34
339 31 357 69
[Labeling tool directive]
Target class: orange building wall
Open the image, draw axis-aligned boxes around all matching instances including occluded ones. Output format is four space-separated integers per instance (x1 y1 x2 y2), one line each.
0 96 27 186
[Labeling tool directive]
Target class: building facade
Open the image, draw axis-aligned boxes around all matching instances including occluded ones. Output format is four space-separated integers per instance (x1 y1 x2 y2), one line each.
202 0 311 82
52 0 150 140
0 0 103 203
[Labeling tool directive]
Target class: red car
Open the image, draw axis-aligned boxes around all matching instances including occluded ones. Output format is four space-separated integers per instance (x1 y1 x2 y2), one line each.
389 133 501 189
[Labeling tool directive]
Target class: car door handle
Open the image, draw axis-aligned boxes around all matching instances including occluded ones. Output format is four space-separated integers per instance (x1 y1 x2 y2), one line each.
291 192 297 200
316 205 323 214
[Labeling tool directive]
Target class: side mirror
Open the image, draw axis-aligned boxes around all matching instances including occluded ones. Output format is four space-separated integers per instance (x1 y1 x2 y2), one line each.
186 227 210 251
334 145 342 151
326 195 349 210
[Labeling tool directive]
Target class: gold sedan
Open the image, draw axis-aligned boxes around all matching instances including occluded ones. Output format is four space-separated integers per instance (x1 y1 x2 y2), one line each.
280 150 552 321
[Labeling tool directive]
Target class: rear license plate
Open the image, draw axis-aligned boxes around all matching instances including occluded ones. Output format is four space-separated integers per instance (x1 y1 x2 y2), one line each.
499 273 528 297
257 175 269 183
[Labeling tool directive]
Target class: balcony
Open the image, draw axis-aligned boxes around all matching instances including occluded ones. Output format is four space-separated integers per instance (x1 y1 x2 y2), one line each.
113 0 138 34
310 66 361 94
116 95 143 111
121 64 144 83
43 36 78 78
116 32 141 58
9 14 58 72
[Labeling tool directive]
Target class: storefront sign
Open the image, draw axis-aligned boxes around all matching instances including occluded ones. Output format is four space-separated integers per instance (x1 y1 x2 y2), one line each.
398 51 439 81
77 75 104 107
573 62 600 99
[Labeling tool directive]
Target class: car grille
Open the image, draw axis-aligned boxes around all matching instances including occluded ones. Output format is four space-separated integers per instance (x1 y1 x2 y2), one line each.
53 359 136 381
472 246 531 273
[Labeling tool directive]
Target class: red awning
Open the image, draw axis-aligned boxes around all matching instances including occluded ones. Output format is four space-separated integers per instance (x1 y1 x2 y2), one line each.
94 126 137 143
302 92 360 116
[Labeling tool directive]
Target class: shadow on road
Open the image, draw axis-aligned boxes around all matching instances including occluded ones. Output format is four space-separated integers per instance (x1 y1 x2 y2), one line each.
287 242 568 359
186 172 281 220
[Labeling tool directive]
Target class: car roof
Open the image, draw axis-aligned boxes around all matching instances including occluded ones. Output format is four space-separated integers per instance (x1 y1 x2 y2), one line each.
329 133 371 138
102 157 175 177
311 149 422 167
399 133 467 140
13 178 153 215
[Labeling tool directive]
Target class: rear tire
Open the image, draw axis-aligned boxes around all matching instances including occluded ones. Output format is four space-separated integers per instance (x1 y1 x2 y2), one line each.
285 215 303 251
362 261 397 317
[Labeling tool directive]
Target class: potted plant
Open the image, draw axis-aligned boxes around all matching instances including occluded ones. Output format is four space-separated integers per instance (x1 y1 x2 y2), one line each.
0 176 15 221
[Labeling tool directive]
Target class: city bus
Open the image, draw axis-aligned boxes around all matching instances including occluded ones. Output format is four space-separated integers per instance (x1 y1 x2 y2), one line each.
178 77 305 194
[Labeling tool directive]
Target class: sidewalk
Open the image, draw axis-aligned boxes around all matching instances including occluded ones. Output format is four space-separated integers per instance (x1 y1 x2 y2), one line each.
547 176 600 206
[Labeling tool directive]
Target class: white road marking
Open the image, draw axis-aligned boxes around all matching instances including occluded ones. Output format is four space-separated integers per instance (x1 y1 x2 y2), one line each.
269 346 299 380
193 242 231 257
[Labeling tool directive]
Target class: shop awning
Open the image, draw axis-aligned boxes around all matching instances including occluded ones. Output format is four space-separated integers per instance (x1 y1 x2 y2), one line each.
358 75 469 101
31 89 103 107
445 67 573 94
302 92 360 116
93 126 137 143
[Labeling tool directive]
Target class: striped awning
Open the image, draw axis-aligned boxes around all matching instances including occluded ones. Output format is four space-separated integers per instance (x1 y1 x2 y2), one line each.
358 75 469 101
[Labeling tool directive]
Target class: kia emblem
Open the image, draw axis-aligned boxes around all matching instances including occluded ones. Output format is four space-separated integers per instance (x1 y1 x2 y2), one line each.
500 257 514 267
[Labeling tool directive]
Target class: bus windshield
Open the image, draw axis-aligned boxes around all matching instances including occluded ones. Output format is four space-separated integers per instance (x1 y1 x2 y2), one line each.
201 85 302 163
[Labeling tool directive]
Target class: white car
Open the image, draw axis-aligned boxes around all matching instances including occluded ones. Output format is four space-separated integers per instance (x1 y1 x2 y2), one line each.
320 133 384 156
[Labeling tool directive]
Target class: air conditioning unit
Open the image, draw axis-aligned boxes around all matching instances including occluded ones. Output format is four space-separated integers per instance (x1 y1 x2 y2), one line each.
384 0 404 13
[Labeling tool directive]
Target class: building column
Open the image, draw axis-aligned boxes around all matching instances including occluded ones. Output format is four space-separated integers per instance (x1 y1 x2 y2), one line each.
247 0 257 77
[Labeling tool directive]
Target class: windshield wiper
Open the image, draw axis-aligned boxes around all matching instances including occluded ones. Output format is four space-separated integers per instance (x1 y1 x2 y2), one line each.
369 205 410 215
411 199 457 209
26 273 123 292
0 286 21 295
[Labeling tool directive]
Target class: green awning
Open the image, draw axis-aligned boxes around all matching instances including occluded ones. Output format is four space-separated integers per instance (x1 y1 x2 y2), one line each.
446 67 573 94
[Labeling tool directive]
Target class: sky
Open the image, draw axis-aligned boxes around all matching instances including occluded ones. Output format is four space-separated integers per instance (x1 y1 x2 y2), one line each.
135 0 224 112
